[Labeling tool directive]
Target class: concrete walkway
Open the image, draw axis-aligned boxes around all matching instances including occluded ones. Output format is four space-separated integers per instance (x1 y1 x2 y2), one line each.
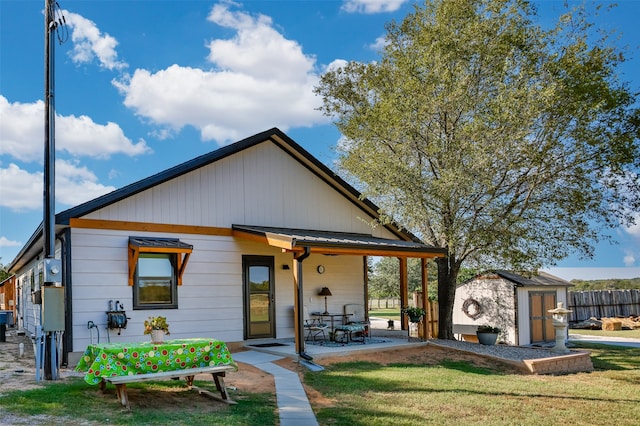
568 333 640 348
232 350 318 426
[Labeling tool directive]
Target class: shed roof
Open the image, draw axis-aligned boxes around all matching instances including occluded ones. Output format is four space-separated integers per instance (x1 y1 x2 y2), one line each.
494 270 573 287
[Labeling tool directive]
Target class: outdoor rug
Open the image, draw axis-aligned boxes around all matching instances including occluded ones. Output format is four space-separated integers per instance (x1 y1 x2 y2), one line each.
306 338 391 348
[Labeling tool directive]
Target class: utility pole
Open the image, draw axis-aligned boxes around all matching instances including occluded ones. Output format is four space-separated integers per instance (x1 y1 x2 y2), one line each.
42 0 66 381
44 2 55 261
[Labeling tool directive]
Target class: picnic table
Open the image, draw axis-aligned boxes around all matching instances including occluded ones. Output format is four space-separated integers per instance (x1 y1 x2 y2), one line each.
75 338 237 409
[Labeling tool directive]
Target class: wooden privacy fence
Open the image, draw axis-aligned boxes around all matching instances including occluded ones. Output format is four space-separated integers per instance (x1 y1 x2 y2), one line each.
567 290 640 322
368 298 401 309
422 301 439 339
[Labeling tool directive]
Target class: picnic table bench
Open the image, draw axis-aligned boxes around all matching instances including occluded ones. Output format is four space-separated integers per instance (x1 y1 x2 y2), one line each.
100 364 236 409
75 338 237 410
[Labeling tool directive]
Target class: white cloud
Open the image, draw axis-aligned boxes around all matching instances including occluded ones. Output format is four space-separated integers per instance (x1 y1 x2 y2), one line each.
0 161 115 211
0 97 44 162
342 0 408 14
57 114 150 158
0 96 150 162
64 11 128 71
0 236 22 248
625 212 640 238
369 35 388 51
623 251 636 267
0 164 43 210
324 59 349 73
55 159 117 206
207 3 315 82
113 3 328 145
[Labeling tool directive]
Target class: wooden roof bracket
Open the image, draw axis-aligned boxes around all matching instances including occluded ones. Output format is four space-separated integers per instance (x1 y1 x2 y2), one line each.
127 242 193 286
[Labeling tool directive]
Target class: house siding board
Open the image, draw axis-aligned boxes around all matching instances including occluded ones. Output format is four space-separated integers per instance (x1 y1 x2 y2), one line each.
82 142 388 237
66 227 366 353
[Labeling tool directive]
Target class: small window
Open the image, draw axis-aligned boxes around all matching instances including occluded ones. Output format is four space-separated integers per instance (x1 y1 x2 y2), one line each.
128 236 193 310
134 253 177 309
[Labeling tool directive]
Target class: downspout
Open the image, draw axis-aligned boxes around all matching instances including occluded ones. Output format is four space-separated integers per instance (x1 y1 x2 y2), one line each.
57 230 71 366
513 285 519 346
294 247 311 358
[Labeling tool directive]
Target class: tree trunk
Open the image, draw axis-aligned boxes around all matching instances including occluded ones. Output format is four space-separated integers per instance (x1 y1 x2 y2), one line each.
437 256 459 340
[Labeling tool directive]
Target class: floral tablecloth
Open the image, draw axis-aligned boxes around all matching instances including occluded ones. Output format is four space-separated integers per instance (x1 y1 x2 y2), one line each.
75 338 237 385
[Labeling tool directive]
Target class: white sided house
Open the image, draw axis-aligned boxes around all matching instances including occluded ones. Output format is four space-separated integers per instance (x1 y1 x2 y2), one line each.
452 271 574 345
8 128 445 365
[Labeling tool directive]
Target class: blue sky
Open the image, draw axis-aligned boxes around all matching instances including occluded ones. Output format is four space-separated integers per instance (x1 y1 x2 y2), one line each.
1 0 639 281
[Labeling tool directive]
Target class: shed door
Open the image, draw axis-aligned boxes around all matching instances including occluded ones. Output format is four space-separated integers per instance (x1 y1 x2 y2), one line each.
242 256 275 340
529 292 556 343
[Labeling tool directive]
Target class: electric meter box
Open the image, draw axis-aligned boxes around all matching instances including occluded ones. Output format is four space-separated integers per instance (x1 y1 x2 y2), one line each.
43 258 62 283
42 286 65 332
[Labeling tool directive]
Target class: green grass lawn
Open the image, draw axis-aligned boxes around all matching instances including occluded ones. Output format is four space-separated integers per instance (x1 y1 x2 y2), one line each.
0 378 276 425
369 308 401 321
3 328 640 425
304 342 640 425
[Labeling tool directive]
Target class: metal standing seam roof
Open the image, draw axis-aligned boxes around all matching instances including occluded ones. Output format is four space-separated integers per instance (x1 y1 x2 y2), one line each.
494 270 574 287
231 225 446 256
128 236 193 251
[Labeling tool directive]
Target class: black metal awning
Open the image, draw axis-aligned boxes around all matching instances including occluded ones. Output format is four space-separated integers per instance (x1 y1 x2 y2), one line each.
128 237 193 285
231 225 445 258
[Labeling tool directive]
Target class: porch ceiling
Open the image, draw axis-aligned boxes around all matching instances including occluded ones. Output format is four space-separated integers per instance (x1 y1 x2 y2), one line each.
231 224 446 258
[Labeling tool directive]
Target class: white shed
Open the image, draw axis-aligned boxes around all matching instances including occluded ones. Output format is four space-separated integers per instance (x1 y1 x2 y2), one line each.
452 271 574 345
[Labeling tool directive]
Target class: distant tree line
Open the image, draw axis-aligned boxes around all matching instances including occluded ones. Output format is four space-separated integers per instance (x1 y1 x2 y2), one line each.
570 278 640 291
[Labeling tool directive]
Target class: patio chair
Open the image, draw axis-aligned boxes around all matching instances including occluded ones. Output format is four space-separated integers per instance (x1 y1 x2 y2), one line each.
303 306 328 341
333 323 366 343
344 304 371 340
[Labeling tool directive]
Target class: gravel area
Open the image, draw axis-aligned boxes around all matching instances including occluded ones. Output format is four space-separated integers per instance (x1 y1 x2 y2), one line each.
427 339 566 361
371 320 568 362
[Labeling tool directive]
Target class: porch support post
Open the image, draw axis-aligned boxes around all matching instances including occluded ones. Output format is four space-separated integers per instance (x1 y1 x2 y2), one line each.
362 256 369 317
293 247 311 355
421 258 429 339
399 257 408 331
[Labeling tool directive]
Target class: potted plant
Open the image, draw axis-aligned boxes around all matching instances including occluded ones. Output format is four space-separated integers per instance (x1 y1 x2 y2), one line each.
476 325 500 345
402 306 426 323
144 316 170 343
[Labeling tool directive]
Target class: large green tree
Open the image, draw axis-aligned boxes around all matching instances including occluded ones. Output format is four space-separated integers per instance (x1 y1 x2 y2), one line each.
315 0 640 339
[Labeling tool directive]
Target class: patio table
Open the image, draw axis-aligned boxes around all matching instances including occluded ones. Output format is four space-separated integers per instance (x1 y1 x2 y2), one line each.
75 338 237 409
311 312 351 340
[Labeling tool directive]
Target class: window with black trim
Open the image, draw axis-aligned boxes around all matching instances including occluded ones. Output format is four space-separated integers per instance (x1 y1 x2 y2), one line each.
128 236 193 310
134 253 178 309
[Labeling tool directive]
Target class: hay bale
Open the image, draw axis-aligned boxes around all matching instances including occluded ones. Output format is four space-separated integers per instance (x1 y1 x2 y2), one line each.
601 318 622 331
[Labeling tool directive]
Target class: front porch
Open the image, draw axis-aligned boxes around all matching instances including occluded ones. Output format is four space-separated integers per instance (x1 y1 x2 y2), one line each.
240 316 594 375
243 318 425 360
